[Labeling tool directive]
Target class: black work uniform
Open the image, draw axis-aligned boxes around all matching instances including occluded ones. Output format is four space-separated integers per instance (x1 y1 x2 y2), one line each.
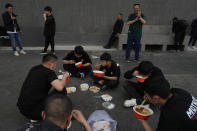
17 65 66 120
123 66 165 104
43 15 56 52
189 19 197 46
63 51 92 77
106 19 124 48
172 20 188 51
156 88 197 131
93 60 120 89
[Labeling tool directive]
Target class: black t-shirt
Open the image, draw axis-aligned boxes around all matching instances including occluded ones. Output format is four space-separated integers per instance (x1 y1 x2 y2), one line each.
63 51 92 65
100 60 120 79
44 15 56 36
17 65 57 110
157 88 197 131
124 66 165 90
17 120 65 131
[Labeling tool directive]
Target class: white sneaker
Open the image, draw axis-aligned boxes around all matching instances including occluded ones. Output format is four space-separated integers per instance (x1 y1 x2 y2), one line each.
124 98 137 107
20 50 26 54
30 119 38 123
14 51 19 56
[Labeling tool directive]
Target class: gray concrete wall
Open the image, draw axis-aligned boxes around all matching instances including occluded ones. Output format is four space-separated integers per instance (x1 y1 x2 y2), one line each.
0 0 196 46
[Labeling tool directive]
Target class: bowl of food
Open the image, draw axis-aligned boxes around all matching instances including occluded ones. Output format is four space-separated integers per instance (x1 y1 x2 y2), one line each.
75 62 83 68
93 70 104 77
101 94 113 102
66 87 76 94
136 75 146 83
133 105 154 119
58 74 70 82
89 86 100 93
80 83 89 91
93 121 111 131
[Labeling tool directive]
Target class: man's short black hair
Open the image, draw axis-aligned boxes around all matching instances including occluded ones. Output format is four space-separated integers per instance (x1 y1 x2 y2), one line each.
5 3 13 9
100 53 111 61
118 13 123 17
45 94 73 124
74 46 84 55
138 61 154 75
172 17 178 21
42 54 58 63
44 6 52 13
145 76 171 99
133 4 140 7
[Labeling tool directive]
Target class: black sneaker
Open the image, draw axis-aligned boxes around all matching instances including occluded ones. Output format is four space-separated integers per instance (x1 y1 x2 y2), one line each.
40 51 47 54
103 45 110 49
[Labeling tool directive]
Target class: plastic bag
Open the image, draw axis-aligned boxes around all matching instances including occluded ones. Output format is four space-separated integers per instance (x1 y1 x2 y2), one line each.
88 110 117 131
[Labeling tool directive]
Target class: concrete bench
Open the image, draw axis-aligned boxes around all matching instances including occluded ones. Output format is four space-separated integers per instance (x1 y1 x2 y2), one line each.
119 24 190 51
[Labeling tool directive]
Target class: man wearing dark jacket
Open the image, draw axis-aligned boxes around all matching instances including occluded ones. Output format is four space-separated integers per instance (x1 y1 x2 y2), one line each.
103 13 124 49
172 17 188 52
18 94 92 131
2 3 26 56
40 6 56 54
188 18 197 49
123 61 166 107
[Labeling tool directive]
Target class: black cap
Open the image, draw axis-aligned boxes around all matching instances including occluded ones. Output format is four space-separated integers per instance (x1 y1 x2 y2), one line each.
145 76 171 99
138 61 154 75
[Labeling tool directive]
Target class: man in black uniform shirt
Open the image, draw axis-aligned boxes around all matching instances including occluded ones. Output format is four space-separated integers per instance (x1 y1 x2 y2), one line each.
62 46 92 79
17 54 69 121
123 61 165 107
93 53 120 90
138 77 197 131
40 6 56 54
18 94 92 131
103 13 124 49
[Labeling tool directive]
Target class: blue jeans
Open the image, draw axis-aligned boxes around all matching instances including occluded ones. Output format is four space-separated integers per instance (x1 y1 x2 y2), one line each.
7 33 23 51
125 34 141 60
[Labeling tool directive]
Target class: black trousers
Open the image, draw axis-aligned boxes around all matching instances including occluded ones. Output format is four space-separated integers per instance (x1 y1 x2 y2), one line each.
18 89 67 120
63 64 92 77
92 75 119 89
123 80 145 105
174 31 186 51
189 34 197 46
44 35 55 51
106 32 118 47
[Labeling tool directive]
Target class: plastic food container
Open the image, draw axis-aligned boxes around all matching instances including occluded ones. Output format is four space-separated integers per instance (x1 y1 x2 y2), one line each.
75 62 83 68
89 86 100 93
93 70 104 77
102 102 115 110
133 105 154 119
93 121 111 131
66 87 76 94
101 94 113 102
80 83 89 91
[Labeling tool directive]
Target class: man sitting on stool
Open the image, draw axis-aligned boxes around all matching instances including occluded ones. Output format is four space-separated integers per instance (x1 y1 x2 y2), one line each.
93 53 120 91
62 46 92 79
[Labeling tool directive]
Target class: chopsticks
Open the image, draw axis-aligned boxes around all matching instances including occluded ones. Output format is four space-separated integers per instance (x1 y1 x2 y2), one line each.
140 99 146 105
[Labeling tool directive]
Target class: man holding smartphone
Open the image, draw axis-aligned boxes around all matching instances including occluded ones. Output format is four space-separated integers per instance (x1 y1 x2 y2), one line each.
125 4 146 62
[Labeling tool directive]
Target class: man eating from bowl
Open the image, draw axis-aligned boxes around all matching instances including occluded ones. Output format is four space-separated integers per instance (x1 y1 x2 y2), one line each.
17 54 69 122
138 76 197 131
123 61 166 107
93 53 120 91
62 46 92 79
